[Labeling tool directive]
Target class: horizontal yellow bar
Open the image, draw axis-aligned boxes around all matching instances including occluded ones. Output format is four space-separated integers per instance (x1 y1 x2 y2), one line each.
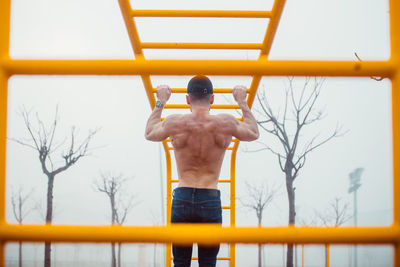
131 9 271 18
153 88 250 93
171 179 231 183
1 224 399 245
2 59 395 77
141 42 263 50
167 146 234 151
165 104 240 109
182 257 230 260
166 138 237 143
222 206 230 210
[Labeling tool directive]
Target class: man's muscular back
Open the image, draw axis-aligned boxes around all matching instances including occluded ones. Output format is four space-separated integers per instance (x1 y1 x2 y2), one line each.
145 83 259 189
164 112 235 189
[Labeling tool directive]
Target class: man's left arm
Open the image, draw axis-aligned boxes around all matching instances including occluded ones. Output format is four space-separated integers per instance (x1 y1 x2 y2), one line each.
145 85 171 141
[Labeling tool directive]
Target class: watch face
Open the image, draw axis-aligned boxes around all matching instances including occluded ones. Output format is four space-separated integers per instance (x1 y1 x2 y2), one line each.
156 101 162 107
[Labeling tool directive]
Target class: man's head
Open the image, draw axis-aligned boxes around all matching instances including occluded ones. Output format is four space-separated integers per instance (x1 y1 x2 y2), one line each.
186 75 214 106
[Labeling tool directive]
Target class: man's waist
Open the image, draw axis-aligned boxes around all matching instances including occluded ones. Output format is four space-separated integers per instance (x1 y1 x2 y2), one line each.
173 187 220 200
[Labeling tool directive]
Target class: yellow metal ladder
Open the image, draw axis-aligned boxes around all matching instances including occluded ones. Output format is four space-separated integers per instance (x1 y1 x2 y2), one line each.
116 0 286 265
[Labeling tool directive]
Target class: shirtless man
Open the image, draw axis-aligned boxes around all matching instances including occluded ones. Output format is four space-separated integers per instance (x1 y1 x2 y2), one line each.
145 75 259 267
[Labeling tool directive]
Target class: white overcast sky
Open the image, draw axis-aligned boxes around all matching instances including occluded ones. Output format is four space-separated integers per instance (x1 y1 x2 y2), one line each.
3 0 394 265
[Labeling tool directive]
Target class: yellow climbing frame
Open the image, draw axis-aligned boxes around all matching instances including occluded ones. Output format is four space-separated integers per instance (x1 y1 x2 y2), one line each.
0 0 399 267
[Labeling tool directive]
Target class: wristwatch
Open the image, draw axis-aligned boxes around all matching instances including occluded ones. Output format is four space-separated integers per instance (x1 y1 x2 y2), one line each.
155 100 164 108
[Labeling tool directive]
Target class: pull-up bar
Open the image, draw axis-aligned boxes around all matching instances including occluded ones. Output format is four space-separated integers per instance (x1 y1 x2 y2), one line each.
2 59 394 77
131 10 272 18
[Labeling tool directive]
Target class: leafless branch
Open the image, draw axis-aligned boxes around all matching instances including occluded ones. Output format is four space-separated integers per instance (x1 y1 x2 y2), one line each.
242 141 286 159
12 106 100 177
252 77 346 183
7 137 37 150
294 124 344 171
11 185 34 223
239 181 281 225
315 197 352 227
257 92 291 154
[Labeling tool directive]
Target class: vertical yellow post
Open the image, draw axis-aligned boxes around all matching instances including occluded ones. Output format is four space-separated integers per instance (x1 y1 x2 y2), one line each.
0 0 11 265
0 70 7 225
0 0 11 223
164 142 172 267
389 0 400 265
230 144 238 267
392 70 400 267
326 244 330 267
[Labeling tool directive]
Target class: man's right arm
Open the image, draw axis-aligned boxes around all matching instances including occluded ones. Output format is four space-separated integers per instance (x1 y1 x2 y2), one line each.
231 85 259 141
145 85 172 141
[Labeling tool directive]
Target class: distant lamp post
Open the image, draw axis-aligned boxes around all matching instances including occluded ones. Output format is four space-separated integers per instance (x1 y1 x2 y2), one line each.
348 167 364 267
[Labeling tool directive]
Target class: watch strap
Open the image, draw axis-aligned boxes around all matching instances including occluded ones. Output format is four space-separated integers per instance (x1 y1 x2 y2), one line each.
155 100 164 108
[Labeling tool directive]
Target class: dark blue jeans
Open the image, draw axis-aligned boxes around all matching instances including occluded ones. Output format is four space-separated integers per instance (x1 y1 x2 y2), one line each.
171 187 222 267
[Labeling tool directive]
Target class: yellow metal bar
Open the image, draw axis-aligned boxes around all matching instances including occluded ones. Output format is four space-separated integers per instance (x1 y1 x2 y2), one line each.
141 74 156 108
165 138 237 142
247 76 261 109
3 59 393 77
142 42 263 50
396 244 400 267
118 0 143 56
390 0 400 265
163 140 173 267
165 104 240 109
153 88 250 93
1 1 11 266
171 179 231 183
390 0 400 226
246 0 287 110
392 70 400 267
230 139 239 266
131 9 271 18
118 0 157 111
0 0 11 250
0 70 7 225
1 224 398 245
230 244 235 267
301 244 304 267
326 244 330 267
0 72 7 267
260 0 286 56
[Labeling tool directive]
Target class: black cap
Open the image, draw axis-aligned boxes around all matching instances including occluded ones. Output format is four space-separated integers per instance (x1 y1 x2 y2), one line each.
187 75 213 95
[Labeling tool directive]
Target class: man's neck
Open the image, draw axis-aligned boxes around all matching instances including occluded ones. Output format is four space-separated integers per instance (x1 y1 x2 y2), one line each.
191 105 210 116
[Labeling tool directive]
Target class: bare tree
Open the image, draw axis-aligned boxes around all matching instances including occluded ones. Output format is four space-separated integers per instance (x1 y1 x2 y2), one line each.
94 172 136 267
253 77 344 267
11 185 34 267
240 181 280 267
315 197 352 267
315 197 352 227
10 106 99 267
